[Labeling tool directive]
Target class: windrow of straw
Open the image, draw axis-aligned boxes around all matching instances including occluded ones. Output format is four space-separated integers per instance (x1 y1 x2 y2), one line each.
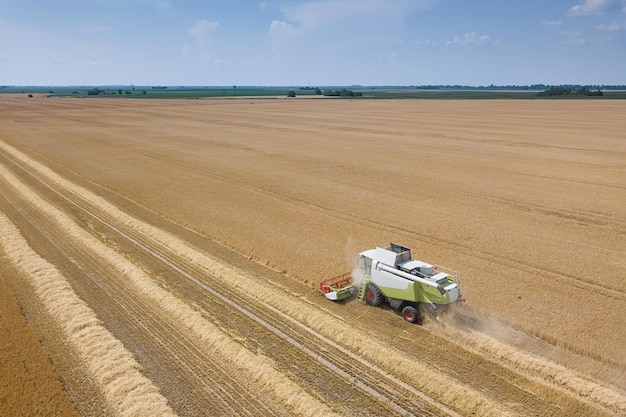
0 211 176 417
0 134 512 415
0 146 339 417
438 324 626 415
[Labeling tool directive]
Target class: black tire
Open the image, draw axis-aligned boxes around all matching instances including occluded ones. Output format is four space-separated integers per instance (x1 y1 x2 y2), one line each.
402 305 420 323
364 283 383 306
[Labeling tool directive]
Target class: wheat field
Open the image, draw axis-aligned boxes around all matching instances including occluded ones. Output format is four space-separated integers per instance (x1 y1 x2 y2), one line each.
0 95 624 416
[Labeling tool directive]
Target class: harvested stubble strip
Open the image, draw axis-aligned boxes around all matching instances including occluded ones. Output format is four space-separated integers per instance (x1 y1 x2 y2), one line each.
0 149 338 417
0 138 508 416
438 325 626 415
0 212 176 417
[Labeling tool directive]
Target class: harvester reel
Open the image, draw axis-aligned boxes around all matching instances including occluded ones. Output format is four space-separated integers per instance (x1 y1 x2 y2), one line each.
364 283 383 306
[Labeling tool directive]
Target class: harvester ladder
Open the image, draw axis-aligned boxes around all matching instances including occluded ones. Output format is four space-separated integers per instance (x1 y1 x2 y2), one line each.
357 276 371 301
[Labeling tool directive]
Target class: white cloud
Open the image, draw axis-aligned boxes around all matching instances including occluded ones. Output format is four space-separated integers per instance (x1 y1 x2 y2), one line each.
446 32 493 46
269 20 297 35
567 0 624 16
190 20 219 39
188 20 219 63
269 20 299 56
543 19 563 26
268 0 437 58
414 39 437 47
597 21 624 31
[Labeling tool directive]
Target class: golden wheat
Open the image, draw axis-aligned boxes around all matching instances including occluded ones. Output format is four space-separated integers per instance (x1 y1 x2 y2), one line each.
1 97 624 416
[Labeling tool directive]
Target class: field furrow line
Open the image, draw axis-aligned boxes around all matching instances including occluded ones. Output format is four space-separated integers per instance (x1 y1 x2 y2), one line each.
0 151 340 417
0 211 177 417
46 134 624 301
247 184 626 302
15 126 622 298
138 241 450 416
1 143 447 416
438 325 626 415
6 194 279 416
58 240 280 416
289 205 625 302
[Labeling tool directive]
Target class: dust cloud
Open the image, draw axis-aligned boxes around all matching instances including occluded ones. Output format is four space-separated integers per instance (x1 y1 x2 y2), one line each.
344 237 363 289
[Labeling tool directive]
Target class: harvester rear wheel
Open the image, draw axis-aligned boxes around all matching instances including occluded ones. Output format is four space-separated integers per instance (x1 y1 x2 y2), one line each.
364 283 383 306
401 305 420 323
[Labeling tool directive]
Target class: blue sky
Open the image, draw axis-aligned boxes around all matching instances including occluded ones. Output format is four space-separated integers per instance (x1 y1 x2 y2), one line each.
1 0 624 86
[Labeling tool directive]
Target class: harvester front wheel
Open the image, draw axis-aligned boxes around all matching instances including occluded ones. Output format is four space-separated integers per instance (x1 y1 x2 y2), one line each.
364 283 383 306
401 305 420 323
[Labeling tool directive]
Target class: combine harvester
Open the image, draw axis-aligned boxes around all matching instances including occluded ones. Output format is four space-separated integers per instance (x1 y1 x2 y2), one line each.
320 243 462 323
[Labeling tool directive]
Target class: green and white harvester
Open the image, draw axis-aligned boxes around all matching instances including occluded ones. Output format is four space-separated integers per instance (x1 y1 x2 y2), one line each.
321 243 462 323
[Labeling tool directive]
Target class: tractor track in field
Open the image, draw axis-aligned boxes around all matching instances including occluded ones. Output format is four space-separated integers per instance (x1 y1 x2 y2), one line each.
73 198 444 416
42 134 625 303
0 142 453 416
145 151 625 304
0 171 282 416
2 139 623 416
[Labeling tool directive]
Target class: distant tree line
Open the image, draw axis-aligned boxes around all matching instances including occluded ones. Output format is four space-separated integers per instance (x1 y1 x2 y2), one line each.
298 87 323 95
87 88 137 95
415 84 551 90
536 86 603 97
411 84 625 91
322 88 362 97
289 87 362 97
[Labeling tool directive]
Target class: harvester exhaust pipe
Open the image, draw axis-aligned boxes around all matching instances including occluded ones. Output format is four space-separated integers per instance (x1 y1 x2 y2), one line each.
377 263 446 295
